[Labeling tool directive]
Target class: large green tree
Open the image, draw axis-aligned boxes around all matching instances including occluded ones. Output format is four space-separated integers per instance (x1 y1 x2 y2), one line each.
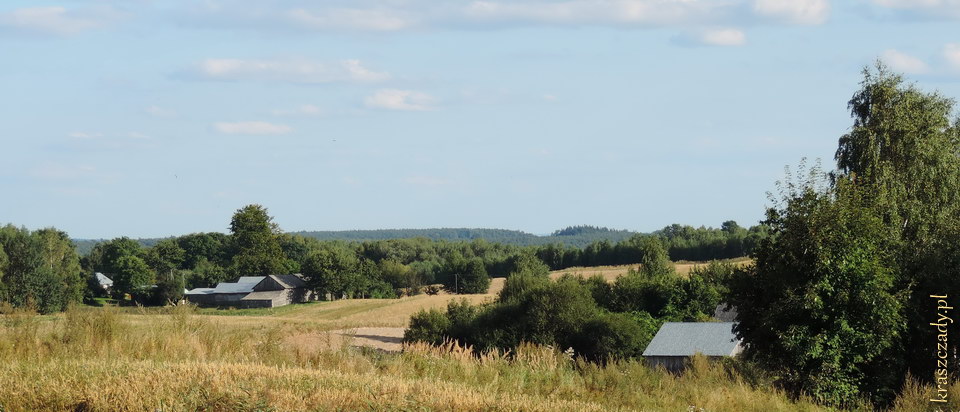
834 64 960 393
228 204 291 276
729 176 903 406
301 244 360 299
731 64 960 406
0 225 83 313
112 255 155 298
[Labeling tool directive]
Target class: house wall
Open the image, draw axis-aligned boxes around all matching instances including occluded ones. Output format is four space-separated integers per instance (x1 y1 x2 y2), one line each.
253 277 285 292
645 356 687 372
240 299 275 309
645 355 732 373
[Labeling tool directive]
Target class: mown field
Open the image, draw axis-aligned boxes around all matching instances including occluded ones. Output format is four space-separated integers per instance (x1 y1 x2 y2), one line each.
0 258 952 411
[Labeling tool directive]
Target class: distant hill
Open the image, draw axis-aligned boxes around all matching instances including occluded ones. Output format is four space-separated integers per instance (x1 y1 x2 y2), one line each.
73 226 640 255
292 226 637 248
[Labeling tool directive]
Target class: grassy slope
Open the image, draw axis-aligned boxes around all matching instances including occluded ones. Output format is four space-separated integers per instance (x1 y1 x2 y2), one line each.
0 258 947 411
0 306 838 412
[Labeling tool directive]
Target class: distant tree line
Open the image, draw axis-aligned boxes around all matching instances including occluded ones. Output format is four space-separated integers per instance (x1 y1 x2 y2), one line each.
70 213 763 307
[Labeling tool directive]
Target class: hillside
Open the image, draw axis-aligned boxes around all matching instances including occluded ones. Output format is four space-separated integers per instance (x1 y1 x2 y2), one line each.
73 225 640 255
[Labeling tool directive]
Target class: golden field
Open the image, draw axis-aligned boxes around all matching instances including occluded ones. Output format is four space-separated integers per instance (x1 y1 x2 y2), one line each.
0 257 952 412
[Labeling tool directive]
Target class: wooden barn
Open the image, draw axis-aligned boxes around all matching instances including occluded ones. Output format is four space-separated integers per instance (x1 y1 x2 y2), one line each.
642 322 742 372
184 274 315 308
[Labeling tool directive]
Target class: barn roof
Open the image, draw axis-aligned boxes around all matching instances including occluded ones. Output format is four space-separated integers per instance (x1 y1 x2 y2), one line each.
270 274 306 289
642 322 741 357
95 272 113 287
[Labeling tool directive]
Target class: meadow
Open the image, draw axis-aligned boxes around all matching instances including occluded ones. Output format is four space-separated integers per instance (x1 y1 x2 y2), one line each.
0 287 952 411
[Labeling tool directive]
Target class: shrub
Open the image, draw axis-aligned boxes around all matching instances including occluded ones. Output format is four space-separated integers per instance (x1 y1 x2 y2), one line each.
403 308 451 346
571 312 647 363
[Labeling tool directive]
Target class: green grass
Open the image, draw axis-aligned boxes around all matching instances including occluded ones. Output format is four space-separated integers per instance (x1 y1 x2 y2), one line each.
194 301 323 317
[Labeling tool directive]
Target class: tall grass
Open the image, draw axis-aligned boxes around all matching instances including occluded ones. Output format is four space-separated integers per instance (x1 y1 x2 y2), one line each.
0 305 945 411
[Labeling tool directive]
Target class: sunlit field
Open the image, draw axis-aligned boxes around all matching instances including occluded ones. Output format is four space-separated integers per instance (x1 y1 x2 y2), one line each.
0 303 850 412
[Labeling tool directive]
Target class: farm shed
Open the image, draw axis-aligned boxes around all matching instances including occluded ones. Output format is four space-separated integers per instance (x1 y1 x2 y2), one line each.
185 274 315 308
94 272 113 292
642 322 742 372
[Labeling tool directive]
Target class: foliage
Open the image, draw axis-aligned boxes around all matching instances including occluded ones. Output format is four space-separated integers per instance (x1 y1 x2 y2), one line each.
228 204 291 277
404 308 452 346
111 255 155 299
0 225 83 314
729 167 904 406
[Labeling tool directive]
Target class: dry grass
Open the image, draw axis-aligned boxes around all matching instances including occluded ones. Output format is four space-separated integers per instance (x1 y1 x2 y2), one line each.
0 303 852 412
549 257 754 282
0 284 947 412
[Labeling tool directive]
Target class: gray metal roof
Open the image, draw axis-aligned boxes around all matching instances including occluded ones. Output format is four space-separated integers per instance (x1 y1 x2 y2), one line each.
270 274 306 289
211 279 262 294
237 276 267 283
95 272 113 286
184 288 215 295
642 322 741 357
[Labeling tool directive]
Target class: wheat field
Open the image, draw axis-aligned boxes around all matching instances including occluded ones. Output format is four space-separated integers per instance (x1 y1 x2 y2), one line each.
0 304 853 411
0 261 952 412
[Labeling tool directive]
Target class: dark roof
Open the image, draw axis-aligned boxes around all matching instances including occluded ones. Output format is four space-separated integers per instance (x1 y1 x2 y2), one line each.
184 274 306 296
642 322 741 357
270 274 306 289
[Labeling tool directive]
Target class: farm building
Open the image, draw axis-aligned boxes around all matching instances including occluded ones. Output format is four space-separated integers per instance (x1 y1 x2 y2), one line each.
184 274 315 308
94 272 113 293
642 322 742 372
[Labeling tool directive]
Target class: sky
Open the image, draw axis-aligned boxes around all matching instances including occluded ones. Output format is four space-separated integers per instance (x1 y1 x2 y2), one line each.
2 0 960 239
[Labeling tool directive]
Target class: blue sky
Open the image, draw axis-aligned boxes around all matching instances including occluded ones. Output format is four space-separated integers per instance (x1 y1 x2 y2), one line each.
2 0 960 239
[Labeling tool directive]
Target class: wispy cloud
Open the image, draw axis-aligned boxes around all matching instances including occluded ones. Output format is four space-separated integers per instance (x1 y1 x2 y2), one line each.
0 6 124 36
287 8 417 31
271 104 324 117
752 0 830 25
944 43 960 72
186 58 390 84
214 121 293 135
175 0 832 35
881 49 929 74
145 105 177 118
871 0 960 20
365 89 436 111
68 131 104 139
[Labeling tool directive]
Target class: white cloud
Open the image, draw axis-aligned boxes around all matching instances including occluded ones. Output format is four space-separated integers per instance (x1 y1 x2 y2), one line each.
871 0 960 18
287 8 417 31
214 121 293 135
463 0 727 26
945 43 960 71
145 105 176 118
0 6 123 36
699 28 746 46
365 89 436 111
881 49 929 74
752 0 830 24
272 104 324 117
190 58 390 83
